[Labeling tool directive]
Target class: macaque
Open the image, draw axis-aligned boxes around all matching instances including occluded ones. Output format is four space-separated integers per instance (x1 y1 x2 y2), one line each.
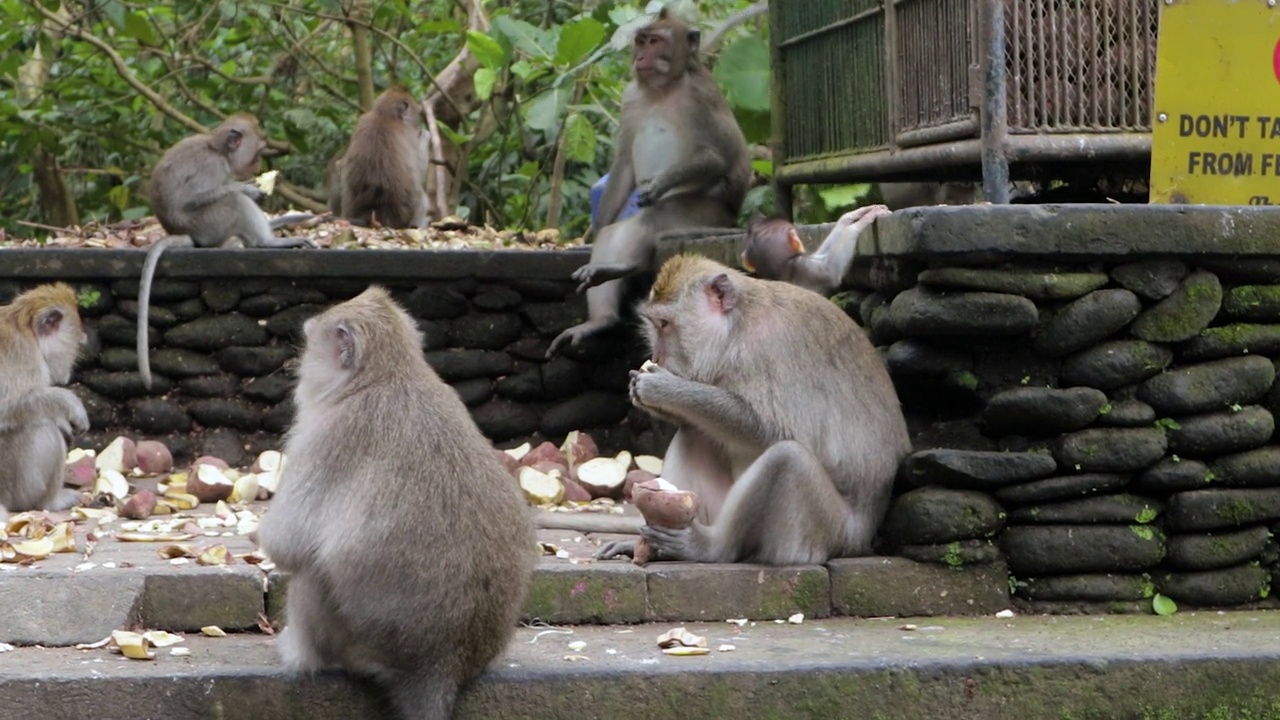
324 152 345 215
256 286 533 719
337 88 430 228
741 204 892 295
140 114 314 388
547 8 751 356
598 255 911 565
0 283 89 521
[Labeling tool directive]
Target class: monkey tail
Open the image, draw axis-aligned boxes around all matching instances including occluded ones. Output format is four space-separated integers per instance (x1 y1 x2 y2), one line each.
138 236 179 390
269 212 317 230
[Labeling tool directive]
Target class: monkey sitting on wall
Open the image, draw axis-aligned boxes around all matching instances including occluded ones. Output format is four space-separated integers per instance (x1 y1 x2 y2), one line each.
139 114 314 388
335 88 431 229
547 8 751 357
741 204 892 295
596 255 912 565
256 286 534 719
0 283 89 521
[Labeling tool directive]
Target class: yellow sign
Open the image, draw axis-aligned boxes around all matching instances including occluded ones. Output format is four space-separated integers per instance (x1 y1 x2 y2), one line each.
1150 0 1280 205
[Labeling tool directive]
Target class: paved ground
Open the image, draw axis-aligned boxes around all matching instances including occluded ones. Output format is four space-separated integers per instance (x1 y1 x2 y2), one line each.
5 612 1280 718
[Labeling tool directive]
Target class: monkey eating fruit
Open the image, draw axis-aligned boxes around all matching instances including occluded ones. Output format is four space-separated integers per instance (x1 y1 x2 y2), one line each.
256 285 534 719
0 283 89 521
139 114 314 388
597 255 912 565
741 205 892 295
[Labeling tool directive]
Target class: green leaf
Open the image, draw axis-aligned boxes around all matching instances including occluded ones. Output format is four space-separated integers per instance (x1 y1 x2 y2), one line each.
122 12 158 46
562 113 597 164
474 68 496 101
750 159 773 177
100 0 125 28
524 84 569 132
608 6 641 26
1152 594 1177 616
107 185 130 212
555 17 605 66
220 60 236 76
510 60 534 79
714 36 770 112
818 184 873 209
419 19 462 33
438 125 472 145
494 16 552 60
467 31 506 70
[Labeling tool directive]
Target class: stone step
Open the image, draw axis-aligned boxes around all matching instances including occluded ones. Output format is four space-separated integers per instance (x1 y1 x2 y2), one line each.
2 523 1010 647
4 613 1280 719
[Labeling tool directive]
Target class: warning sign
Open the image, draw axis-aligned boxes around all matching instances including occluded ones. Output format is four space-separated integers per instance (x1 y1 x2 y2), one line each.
1150 0 1280 205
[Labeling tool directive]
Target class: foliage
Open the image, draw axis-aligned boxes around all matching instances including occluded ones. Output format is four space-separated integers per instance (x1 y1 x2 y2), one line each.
0 0 772 238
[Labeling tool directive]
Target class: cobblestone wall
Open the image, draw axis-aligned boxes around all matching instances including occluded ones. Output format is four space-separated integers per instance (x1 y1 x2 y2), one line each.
0 247 661 468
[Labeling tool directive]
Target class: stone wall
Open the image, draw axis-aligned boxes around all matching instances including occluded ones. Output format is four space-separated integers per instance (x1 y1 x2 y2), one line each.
661 204 1280 612
0 247 661 467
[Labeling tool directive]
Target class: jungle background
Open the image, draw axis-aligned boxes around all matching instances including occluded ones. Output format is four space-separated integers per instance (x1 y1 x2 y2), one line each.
0 0 862 241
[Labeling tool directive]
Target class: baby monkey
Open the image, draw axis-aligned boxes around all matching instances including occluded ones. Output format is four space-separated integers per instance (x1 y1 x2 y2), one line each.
741 204 891 295
256 286 534 719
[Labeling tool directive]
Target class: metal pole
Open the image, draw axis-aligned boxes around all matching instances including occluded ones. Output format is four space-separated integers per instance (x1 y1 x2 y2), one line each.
980 0 1011 203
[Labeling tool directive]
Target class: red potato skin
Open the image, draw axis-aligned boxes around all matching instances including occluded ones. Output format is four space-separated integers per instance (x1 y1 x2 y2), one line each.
630 481 700 566
623 469 657 502
561 432 600 469
121 490 158 520
135 441 174 474
520 441 568 469
64 456 97 488
560 477 593 503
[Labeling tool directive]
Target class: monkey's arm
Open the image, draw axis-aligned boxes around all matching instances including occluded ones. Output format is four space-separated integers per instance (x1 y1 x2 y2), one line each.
794 205 891 294
638 147 727 207
596 127 637 228
0 388 87 438
631 368 773 452
178 182 262 215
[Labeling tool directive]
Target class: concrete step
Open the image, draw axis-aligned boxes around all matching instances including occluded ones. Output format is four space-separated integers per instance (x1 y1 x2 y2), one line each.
4 613 1280 719
2 520 1010 646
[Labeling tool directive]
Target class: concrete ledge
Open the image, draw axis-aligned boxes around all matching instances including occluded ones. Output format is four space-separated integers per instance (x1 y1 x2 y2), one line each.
5 614 1280 719
867 204 1280 260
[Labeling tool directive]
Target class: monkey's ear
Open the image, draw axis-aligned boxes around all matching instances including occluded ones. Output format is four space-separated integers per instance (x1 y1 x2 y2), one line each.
740 250 756 274
787 228 806 255
224 129 244 154
336 322 357 370
704 273 738 314
35 307 65 337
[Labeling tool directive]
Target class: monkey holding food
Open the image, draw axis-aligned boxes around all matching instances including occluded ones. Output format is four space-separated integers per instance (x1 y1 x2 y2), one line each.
547 8 751 356
256 286 534 719
139 113 314 388
741 204 892 295
0 283 89 521
596 255 912 565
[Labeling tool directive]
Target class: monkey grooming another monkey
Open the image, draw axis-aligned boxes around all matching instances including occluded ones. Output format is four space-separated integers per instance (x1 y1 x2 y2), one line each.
547 8 751 357
256 286 534 719
337 88 431 229
0 283 89 521
595 255 911 565
139 113 314 388
741 204 892 295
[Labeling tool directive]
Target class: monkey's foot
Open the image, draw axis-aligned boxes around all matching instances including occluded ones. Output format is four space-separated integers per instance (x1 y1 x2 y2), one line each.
595 539 636 560
571 262 636 293
640 524 713 563
545 318 616 358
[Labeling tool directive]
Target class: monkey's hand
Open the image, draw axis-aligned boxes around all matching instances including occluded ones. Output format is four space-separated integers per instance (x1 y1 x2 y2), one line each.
595 539 636 561
48 388 89 443
570 262 635 293
836 204 891 229
238 182 267 203
629 365 687 419
640 523 713 563
635 179 661 208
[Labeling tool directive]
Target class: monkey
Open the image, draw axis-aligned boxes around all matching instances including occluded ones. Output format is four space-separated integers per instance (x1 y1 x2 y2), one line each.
139 113 315 388
337 88 431 229
0 283 89 521
547 8 751 357
741 204 892 295
324 152 345 215
594 255 912 565
255 285 534 719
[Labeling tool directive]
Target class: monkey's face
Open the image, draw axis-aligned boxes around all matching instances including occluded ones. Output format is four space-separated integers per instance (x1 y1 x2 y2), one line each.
633 28 676 86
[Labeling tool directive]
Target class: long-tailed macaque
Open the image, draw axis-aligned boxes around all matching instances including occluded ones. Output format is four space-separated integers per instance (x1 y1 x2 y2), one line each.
547 8 750 356
0 283 89 521
337 88 430 229
256 286 533 719
741 204 892 295
596 255 911 565
140 114 314 388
